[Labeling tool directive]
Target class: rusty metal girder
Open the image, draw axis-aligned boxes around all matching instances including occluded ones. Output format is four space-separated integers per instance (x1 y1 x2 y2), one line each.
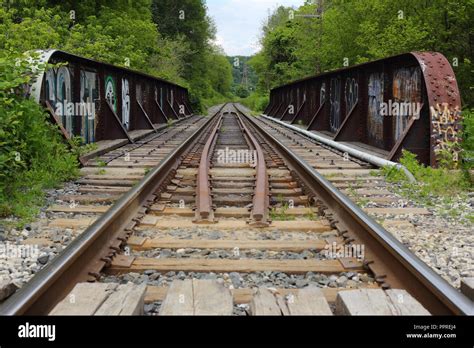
265 51 462 167
30 50 193 145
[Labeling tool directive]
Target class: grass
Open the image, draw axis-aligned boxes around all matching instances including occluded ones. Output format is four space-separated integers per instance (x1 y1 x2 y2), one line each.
382 150 472 223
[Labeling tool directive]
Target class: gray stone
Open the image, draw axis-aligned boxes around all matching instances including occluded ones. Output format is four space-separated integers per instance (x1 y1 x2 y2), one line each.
165 271 176 277
208 232 220 240
203 273 217 280
296 278 308 288
229 272 242 288
37 255 49 265
336 276 348 286
346 272 356 279
149 272 160 281
177 271 186 280
328 281 337 288
160 250 172 258
144 270 155 276
144 304 155 313
0 280 18 301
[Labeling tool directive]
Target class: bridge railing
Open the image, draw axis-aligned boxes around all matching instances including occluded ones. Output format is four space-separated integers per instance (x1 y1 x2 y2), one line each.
29 50 193 144
264 52 462 167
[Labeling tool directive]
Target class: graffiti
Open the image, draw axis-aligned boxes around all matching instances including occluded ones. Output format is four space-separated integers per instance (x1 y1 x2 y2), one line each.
122 78 130 130
345 78 358 114
105 76 117 112
44 67 73 136
367 73 384 146
80 70 98 143
431 103 462 164
320 83 326 105
329 77 341 133
392 67 421 141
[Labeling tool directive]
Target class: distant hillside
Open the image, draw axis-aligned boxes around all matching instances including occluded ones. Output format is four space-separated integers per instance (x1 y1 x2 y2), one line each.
227 56 258 97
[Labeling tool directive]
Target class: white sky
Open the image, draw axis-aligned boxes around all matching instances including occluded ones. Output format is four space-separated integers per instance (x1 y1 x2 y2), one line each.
206 0 304 56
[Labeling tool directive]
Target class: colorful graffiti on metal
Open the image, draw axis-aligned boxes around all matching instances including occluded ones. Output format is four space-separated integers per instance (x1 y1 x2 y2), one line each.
122 78 130 130
345 78 358 114
329 78 341 133
45 67 73 137
80 70 98 143
367 73 384 146
105 76 117 112
431 103 462 164
392 67 422 141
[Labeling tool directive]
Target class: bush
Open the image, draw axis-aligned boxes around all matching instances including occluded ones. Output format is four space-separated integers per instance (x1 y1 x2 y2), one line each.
0 54 79 222
238 93 269 113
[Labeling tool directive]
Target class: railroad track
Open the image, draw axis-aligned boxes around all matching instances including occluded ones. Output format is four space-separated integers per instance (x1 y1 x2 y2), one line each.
18 115 207 252
0 103 471 316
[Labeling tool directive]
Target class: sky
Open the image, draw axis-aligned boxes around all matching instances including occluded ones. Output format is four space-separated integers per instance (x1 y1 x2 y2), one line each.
206 0 304 57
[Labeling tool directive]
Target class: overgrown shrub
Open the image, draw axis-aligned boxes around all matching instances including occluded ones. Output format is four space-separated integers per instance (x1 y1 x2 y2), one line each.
0 54 79 221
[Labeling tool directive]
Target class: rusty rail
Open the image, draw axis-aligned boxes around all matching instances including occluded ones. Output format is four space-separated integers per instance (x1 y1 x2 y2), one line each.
0 110 221 315
235 112 270 226
236 103 472 315
194 113 223 223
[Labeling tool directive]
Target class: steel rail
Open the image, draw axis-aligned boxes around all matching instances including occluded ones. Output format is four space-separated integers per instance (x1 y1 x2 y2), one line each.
235 112 269 225
0 107 224 316
260 114 417 183
195 112 223 223
235 104 472 316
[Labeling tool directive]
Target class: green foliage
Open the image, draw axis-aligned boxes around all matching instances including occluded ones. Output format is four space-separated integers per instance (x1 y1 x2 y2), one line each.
382 150 471 222
235 85 250 99
252 0 474 106
461 108 474 168
237 93 269 113
0 54 79 221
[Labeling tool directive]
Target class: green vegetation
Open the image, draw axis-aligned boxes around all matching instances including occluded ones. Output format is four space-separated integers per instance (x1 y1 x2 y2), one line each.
383 150 472 223
250 0 473 107
0 54 79 222
0 1 234 223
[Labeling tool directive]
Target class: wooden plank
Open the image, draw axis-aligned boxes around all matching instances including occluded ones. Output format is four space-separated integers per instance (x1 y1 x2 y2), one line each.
47 205 110 213
250 288 282 315
77 179 137 187
78 186 130 194
95 283 147 315
80 167 146 176
144 284 381 305
385 290 431 315
286 287 333 315
159 280 194 315
335 289 430 315
365 208 431 215
48 218 96 229
57 195 119 204
192 280 233 315
132 238 327 252
50 283 117 315
139 218 332 232
108 257 358 274
336 289 393 315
